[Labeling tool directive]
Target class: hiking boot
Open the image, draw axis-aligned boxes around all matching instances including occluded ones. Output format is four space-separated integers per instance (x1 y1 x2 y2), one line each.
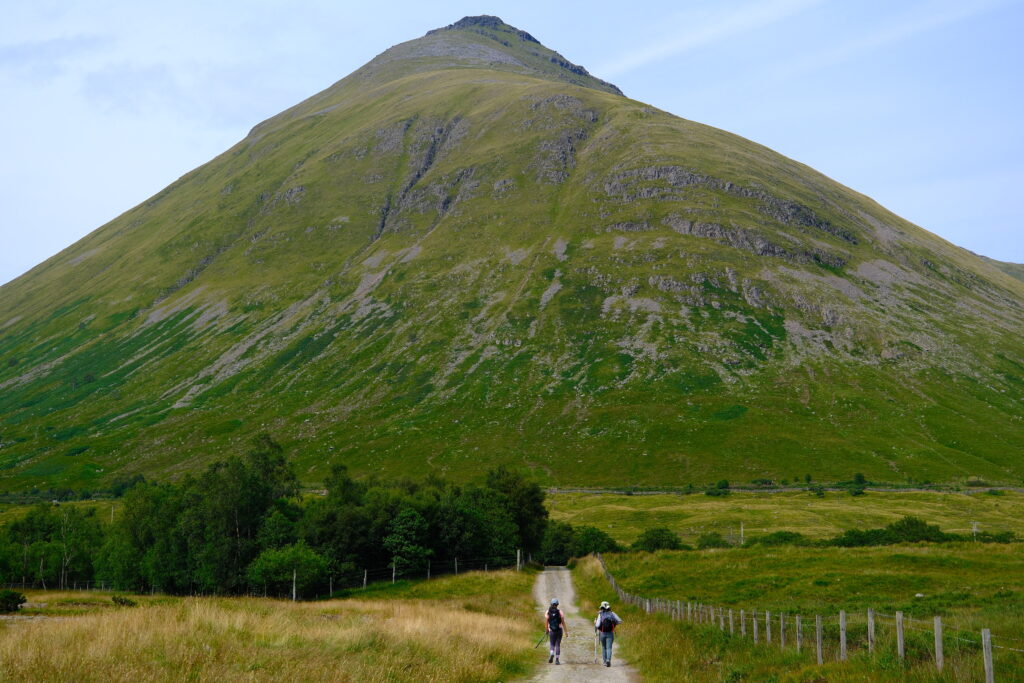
548 654 553 663
605 661 611 667
555 658 560 665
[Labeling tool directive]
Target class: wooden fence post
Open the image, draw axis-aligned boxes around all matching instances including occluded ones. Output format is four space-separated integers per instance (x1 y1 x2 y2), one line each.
729 609 734 635
796 615 802 653
934 616 943 672
766 610 772 644
840 610 847 661
867 609 875 653
816 615 823 665
687 602 692 621
741 609 746 637
982 628 993 683
896 612 905 660
753 611 759 644
719 608 725 631
363 569 367 589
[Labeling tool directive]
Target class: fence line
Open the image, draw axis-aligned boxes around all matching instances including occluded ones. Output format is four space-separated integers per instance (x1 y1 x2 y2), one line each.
595 553 1013 679
4 553 522 600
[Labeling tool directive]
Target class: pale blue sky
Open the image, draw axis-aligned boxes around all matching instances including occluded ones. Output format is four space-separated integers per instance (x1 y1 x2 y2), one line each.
1 0 1022 285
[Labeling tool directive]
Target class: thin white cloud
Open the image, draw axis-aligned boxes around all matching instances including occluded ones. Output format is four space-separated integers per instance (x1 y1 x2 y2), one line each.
767 0 1019 82
597 0 825 77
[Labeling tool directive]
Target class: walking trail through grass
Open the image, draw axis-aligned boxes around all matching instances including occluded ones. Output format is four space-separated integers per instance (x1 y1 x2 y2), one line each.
524 567 637 682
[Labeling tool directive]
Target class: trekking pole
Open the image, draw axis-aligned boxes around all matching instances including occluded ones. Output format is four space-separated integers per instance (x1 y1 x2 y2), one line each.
534 633 547 649
594 630 599 664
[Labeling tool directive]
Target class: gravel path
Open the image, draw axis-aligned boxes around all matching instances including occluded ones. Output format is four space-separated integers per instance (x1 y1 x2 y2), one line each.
523 567 637 682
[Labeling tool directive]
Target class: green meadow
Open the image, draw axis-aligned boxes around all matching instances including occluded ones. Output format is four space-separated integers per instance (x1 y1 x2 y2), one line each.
577 546 1024 681
547 489 1024 545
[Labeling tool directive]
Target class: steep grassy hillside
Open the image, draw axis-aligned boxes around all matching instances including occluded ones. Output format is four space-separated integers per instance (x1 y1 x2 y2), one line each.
1 16 1022 490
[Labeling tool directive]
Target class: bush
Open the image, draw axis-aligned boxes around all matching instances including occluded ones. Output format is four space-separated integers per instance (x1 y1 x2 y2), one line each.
809 484 826 498
571 526 622 556
696 532 730 549
0 590 26 613
829 516 952 547
745 531 809 547
540 521 575 565
704 487 729 497
111 595 137 607
847 484 866 496
632 527 683 552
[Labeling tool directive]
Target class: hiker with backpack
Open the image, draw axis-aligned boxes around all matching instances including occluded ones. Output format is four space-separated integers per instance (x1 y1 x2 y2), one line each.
594 601 622 667
545 598 567 664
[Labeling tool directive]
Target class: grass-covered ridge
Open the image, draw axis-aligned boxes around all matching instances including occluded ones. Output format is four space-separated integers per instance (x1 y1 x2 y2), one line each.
0 16 1022 490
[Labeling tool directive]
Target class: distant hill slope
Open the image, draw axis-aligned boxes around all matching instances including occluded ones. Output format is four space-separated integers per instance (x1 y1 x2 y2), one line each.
1 16 1022 490
981 255 1024 283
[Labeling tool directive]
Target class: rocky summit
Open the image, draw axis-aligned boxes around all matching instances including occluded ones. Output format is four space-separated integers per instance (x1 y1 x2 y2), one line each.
1 17 1022 490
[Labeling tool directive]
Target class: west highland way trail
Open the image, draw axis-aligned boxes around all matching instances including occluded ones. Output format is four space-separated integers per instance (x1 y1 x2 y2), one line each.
525 567 637 682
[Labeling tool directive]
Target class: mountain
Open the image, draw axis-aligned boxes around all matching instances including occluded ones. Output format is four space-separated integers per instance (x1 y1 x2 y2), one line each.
1 16 1023 490
980 255 1024 284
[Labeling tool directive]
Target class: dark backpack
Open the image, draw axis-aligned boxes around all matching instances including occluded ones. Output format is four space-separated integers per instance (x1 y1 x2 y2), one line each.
548 608 562 630
598 613 616 632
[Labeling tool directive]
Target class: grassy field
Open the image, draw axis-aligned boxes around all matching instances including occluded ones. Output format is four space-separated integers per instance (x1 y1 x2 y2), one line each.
574 545 1024 681
548 489 1024 545
0 569 536 682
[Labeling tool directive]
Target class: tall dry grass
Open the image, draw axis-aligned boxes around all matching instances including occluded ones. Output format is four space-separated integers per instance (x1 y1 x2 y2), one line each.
0 581 533 681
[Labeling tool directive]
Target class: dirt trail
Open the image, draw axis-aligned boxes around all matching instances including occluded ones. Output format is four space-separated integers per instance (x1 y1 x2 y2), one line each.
522 567 637 682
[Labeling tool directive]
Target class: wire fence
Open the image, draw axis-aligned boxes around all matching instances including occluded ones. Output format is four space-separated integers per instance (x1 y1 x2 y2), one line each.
4 554 523 600
596 553 1019 681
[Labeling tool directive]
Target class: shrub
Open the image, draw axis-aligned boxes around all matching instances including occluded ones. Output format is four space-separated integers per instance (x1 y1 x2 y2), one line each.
571 526 622 556
0 590 26 613
696 532 730 549
540 521 575 565
809 484 826 498
632 527 683 552
112 595 137 607
704 487 729 497
745 531 809 547
829 516 952 547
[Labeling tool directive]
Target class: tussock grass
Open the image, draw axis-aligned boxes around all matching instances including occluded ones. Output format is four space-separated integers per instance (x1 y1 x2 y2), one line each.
0 570 534 682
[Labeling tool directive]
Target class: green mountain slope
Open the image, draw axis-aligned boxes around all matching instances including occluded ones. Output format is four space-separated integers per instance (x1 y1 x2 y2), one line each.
980 255 1024 283
1 16 1022 490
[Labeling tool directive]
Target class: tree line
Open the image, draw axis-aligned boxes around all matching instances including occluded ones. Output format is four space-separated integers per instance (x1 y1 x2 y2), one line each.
0 435 580 597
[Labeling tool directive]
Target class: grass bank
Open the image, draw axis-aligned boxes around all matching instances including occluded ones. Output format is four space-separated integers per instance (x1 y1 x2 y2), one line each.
0 569 535 682
574 545 1024 681
548 489 1024 545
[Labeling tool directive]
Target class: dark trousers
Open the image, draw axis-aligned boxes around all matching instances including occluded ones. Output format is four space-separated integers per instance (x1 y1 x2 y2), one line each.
548 628 563 655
